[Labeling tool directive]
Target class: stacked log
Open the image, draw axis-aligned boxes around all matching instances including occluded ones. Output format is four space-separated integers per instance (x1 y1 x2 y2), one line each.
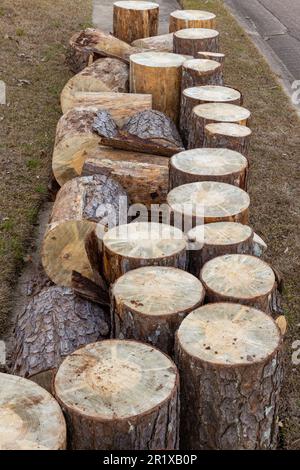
204 122 252 155
197 51 225 64
174 28 219 57
132 33 174 52
111 266 205 355
182 59 223 91
169 10 216 32
54 340 179 450
113 1 159 43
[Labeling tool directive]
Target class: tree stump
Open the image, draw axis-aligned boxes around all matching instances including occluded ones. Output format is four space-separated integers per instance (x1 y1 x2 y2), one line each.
0 373 66 450
180 86 241 146
167 181 250 226
11 286 110 392
130 51 188 124
175 303 283 449
112 267 205 355
169 10 216 32
187 222 254 277
132 33 174 52
113 1 159 43
200 254 276 313
41 175 127 287
182 59 223 92
169 148 248 191
103 222 187 284
197 51 225 64
189 102 251 148
54 340 179 450
174 28 219 57
204 122 252 156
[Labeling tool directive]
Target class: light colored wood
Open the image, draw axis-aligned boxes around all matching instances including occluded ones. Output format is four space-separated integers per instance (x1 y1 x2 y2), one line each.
200 254 276 313
169 10 216 32
169 148 249 191
0 373 66 450
180 85 241 146
113 1 159 43
175 303 283 449
182 59 223 93
276 315 287 336
112 266 205 355
103 222 187 284
130 51 188 124
204 122 252 155
197 51 225 63
174 28 219 57
189 102 251 148
41 175 127 287
252 232 268 257
54 340 179 450
132 33 174 52
167 181 250 226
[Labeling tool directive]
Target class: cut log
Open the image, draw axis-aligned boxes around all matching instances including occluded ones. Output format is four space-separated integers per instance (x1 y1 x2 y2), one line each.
113 1 159 43
167 181 250 226
0 373 66 450
169 10 216 32
66 28 143 73
252 232 267 257
112 266 205 355
187 222 254 277
130 51 188 123
132 33 174 52
11 286 110 392
197 51 225 64
175 303 283 449
182 59 223 93
180 85 242 146
103 222 187 284
41 175 127 287
82 147 168 207
200 254 276 313
92 109 184 157
169 148 249 191
54 340 179 450
174 28 219 57
204 122 252 156
189 103 251 148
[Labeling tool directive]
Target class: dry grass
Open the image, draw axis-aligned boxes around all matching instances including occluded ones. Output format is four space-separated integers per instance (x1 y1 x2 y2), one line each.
0 0 92 334
182 0 300 449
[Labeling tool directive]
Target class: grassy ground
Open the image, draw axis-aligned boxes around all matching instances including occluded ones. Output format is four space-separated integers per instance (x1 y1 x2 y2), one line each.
0 1 92 334
181 0 300 449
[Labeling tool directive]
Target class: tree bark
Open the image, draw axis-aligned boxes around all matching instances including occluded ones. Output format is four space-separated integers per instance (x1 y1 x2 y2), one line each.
113 1 159 43
54 340 180 450
169 10 216 32
182 59 223 92
197 51 225 64
132 33 174 52
175 303 283 449
204 122 252 156
174 28 219 57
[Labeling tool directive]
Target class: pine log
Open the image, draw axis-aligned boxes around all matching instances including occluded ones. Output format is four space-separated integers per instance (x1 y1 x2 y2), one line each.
41 175 127 287
175 303 283 449
103 222 187 284
197 51 225 64
189 103 251 148
11 286 110 392
113 1 159 43
0 373 66 450
174 28 219 57
167 181 250 227
112 266 205 355
132 33 174 52
82 148 168 207
252 232 268 257
169 148 249 191
180 85 241 146
182 59 223 92
92 109 184 157
200 254 276 313
54 340 179 450
169 10 216 32
204 122 252 156
130 51 188 124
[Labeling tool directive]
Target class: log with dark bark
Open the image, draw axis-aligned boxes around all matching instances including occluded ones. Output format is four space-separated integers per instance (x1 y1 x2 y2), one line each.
169 10 216 32
174 28 219 57
132 33 174 52
92 109 184 157
113 1 159 43
175 303 283 449
11 286 110 392
112 266 205 355
182 59 223 92
54 340 180 450
197 51 225 64
204 122 252 156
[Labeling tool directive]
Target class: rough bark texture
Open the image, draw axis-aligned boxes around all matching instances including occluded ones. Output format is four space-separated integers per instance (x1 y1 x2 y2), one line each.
113 2 159 43
92 109 184 157
82 147 168 207
182 59 223 92
204 122 252 156
175 303 283 450
169 10 216 32
112 266 205 356
132 33 174 52
54 340 180 450
197 51 225 64
174 28 219 57
11 286 110 392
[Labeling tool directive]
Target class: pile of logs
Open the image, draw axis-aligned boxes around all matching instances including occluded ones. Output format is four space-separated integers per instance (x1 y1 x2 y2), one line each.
1 3 286 452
